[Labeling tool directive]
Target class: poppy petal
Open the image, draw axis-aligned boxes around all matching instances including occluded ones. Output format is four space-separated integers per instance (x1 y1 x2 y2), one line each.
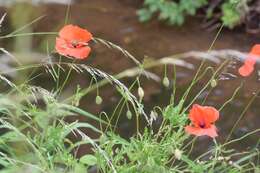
244 56 257 66
65 46 91 59
189 104 204 126
55 37 68 56
238 63 254 77
55 37 91 59
185 125 218 138
59 24 93 42
238 44 260 77
250 44 260 56
189 104 219 126
201 106 219 124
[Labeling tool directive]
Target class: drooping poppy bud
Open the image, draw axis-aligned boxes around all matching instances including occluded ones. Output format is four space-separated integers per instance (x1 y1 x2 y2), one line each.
95 95 103 105
163 77 170 88
138 87 144 100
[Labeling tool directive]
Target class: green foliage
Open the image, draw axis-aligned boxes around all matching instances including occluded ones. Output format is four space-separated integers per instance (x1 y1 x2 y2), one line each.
221 0 241 28
138 0 207 26
163 102 187 127
138 0 243 28
98 130 182 173
80 154 97 166
0 84 104 172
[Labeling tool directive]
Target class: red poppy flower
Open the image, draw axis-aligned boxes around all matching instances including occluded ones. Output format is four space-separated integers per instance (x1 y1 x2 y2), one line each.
238 44 260 77
55 25 93 59
185 104 219 138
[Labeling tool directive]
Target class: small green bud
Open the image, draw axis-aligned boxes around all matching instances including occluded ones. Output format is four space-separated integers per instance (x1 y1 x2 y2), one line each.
230 0 239 5
138 87 144 100
99 134 107 144
95 95 103 105
126 110 132 120
163 77 170 87
210 79 217 88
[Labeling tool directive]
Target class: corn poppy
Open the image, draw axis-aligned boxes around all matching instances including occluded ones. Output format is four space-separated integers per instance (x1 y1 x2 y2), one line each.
185 104 219 138
238 44 260 77
55 25 93 59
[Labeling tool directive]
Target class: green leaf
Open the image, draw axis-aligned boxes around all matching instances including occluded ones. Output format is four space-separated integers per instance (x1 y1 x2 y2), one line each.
74 163 86 173
63 122 102 137
221 2 241 28
80 154 97 166
137 9 153 22
163 103 187 126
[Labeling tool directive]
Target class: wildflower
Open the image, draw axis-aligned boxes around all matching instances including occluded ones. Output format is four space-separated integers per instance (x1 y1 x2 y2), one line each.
174 149 182 160
217 156 224 161
185 104 219 138
238 44 260 77
55 24 93 59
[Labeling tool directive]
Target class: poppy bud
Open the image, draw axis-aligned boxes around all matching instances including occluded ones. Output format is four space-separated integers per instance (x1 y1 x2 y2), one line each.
163 77 170 87
95 95 103 105
99 134 107 144
210 79 217 88
126 110 132 120
138 87 144 100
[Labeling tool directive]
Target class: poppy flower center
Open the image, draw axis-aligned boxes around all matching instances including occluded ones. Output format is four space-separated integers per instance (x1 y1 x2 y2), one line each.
70 40 88 49
199 122 206 128
71 40 81 48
